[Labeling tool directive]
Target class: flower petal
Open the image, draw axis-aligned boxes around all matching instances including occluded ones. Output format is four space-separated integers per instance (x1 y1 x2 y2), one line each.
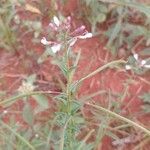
133 53 138 60
41 37 48 45
41 37 52 45
125 65 132 70
51 44 61 53
141 60 146 66
78 32 93 39
49 22 58 31
53 16 60 27
143 64 150 68
69 37 77 46
71 25 86 36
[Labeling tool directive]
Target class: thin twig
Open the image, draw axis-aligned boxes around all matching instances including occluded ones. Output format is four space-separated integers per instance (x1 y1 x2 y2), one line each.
77 59 126 84
0 91 61 106
0 120 35 150
86 103 150 136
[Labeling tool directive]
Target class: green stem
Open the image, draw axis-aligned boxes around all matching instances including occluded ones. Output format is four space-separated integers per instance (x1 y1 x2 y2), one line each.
78 60 126 83
71 60 126 91
59 117 72 150
0 91 61 107
65 45 72 114
86 103 150 136
77 129 95 150
46 116 58 149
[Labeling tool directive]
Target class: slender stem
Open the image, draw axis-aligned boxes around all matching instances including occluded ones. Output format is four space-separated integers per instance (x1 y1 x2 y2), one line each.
63 38 74 149
71 60 126 91
46 116 58 149
0 91 61 107
78 60 126 83
0 120 35 150
133 137 150 150
59 117 71 150
65 45 72 114
77 129 95 150
86 103 150 136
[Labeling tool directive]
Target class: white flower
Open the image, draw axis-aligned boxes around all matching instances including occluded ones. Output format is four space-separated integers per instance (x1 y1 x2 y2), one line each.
125 65 132 70
53 16 60 27
78 32 93 39
141 60 146 66
3 110 8 114
144 64 150 68
41 37 51 45
137 56 150 68
35 134 39 138
18 81 35 94
133 53 138 60
125 53 150 70
51 44 61 53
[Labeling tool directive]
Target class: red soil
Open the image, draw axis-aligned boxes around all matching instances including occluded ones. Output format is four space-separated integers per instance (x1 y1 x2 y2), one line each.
0 0 149 149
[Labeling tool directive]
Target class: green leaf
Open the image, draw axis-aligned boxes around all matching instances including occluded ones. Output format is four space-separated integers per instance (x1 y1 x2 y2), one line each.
73 116 85 124
124 24 146 35
22 103 34 126
26 74 36 84
55 94 67 105
55 112 69 126
71 101 81 115
100 0 150 18
107 18 122 47
139 93 150 113
120 1 150 18
52 59 68 78
97 13 106 23
142 104 150 113
37 47 55 64
85 0 108 32
140 92 150 103
32 94 49 109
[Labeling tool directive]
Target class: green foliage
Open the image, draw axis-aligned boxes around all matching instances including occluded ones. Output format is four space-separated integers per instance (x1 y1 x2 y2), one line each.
81 0 150 56
140 92 150 113
23 20 42 38
32 95 49 109
22 103 34 126
81 0 108 32
140 93 150 103
0 0 17 51
0 0 42 52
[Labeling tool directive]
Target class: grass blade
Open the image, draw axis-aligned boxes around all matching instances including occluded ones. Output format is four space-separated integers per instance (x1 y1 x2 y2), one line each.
0 120 35 150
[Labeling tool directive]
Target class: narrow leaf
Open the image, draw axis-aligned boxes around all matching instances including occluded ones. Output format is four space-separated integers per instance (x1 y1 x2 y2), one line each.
32 95 49 109
22 103 34 126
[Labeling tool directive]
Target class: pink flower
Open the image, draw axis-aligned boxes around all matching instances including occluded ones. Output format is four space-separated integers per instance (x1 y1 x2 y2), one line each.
41 37 51 45
77 32 93 39
41 16 93 52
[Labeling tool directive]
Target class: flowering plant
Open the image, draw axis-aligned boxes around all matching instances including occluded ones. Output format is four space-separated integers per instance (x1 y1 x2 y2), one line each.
125 53 150 74
40 16 92 54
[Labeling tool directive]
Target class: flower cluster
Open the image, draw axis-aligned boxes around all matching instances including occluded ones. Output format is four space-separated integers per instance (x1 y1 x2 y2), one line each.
125 53 150 70
18 81 35 94
41 16 93 53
